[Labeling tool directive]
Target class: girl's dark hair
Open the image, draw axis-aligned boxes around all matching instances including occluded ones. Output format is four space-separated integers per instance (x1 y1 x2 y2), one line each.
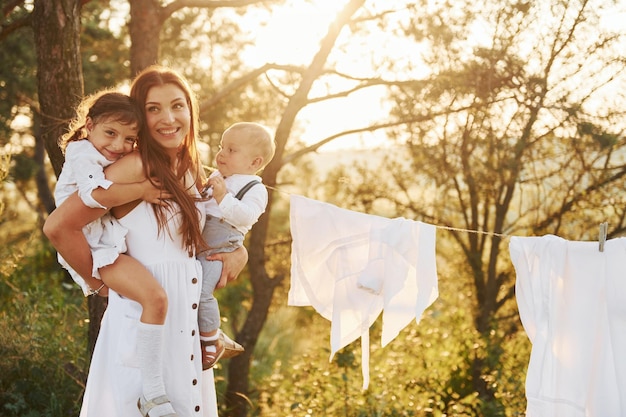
60 89 143 152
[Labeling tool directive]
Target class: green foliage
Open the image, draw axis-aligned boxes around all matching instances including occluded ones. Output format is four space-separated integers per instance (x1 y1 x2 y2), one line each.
0 236 89 417
0 0 129 148
0 22 36 145
252 260 530 416
9 151 38 182
81 1 133 93
576 121 619 149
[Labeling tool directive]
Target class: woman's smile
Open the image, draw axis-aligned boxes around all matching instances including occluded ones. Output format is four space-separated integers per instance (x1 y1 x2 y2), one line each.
144 84 191 151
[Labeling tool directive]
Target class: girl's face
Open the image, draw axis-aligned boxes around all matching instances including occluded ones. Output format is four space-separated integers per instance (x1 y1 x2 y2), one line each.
144 84 191 153
86 117 138 161
215 132 259 177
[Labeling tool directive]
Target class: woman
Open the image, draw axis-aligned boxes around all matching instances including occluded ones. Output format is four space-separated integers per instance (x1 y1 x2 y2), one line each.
45 65 247 417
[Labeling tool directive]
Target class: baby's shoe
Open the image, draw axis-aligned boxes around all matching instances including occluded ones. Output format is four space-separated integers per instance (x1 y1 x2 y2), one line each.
221 332 245 359
201 335 225 370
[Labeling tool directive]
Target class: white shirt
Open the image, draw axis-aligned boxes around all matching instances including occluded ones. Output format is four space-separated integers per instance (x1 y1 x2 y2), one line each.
202 171 267 235
55 140 113 209
288 195 439 389
53 140 127 295
510 235 626 417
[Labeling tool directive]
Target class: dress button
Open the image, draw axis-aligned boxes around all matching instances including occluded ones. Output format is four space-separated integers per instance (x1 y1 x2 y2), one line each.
191 354 194 361
191 330 196 336
192 303 198 309
192 277 198 284
195 406 200 412
192 379 198 385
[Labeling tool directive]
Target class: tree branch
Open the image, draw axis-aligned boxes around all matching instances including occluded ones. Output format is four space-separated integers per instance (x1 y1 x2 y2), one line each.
283 118 421 165
199 63 306 109
535 166 626 232
162 0 273 16
0 12 30 41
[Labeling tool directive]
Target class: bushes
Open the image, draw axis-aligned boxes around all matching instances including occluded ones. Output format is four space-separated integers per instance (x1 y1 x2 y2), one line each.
253 281 530 417
0 234 531 416
0 236 89 417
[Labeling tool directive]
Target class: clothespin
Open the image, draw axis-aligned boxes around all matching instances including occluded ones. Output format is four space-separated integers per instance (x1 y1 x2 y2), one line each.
599 222 608 252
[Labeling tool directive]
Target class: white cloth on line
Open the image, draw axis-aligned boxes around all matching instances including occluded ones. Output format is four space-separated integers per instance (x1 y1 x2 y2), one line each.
288 195 438 389
510 235 626 417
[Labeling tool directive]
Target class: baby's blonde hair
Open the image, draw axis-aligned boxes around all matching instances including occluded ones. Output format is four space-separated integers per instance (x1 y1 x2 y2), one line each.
223 122 276 170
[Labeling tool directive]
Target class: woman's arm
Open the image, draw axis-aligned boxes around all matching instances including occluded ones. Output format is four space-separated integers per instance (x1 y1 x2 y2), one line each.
90 178 167 208
43 192 108 295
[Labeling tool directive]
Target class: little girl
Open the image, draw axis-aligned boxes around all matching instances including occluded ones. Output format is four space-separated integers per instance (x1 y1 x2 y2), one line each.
51 90 179 416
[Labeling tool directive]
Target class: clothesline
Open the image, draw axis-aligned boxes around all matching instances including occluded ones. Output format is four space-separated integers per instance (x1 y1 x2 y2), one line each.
264 184 512 239
288 193 626 413
436 225 511 238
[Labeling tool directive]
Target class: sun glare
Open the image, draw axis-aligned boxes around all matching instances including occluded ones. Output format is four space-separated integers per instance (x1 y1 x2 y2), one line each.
237 1 403 151
241 1 347 66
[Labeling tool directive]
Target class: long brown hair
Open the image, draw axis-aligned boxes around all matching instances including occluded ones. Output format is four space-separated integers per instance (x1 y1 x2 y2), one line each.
129 65 206 255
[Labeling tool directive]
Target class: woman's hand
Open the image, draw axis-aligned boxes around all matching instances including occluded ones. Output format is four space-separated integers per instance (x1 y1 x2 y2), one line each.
207 245 248 289
141 177 172 206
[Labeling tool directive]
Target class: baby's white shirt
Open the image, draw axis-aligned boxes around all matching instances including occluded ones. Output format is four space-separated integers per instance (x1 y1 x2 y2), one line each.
203 171 267 235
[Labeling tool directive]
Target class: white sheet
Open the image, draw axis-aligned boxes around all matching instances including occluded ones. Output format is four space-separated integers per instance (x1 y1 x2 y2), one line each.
289 195 438 388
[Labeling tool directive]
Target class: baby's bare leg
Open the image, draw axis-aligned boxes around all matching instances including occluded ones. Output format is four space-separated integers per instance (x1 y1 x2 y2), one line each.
99 254 167 324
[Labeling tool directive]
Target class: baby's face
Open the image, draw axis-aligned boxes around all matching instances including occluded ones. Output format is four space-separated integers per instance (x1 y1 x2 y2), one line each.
214 132 259 177
87 117 138 161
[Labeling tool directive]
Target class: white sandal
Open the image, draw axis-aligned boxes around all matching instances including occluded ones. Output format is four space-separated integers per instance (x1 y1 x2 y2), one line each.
137 395 178 417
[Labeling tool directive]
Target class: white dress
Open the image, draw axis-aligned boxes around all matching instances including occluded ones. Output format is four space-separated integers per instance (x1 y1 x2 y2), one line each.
55 140 128 295
79 201 218 417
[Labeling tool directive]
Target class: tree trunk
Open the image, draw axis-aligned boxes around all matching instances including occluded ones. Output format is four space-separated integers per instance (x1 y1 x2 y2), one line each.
129 0 162 75
32 115 56 215
225 227 281 415
224 1 366 415
32 0 106 357
33 0 83 178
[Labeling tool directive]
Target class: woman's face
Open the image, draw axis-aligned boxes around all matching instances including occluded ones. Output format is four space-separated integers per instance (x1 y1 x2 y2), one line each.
144 83 191 152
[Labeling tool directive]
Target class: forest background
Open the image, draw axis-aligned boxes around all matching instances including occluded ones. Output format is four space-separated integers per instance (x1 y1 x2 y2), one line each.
1 0 626 416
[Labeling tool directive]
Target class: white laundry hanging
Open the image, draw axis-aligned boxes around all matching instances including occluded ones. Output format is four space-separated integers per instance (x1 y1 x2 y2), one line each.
288 194 438 389
510 235 626 417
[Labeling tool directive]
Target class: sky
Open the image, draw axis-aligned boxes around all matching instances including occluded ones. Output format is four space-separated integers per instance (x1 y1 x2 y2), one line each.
102 0 626 152
237 0 400 151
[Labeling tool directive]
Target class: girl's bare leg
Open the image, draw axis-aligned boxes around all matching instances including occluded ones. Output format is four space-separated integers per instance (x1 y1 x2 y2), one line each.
99 255 167 324
99 256 176 416
43 193 108 295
